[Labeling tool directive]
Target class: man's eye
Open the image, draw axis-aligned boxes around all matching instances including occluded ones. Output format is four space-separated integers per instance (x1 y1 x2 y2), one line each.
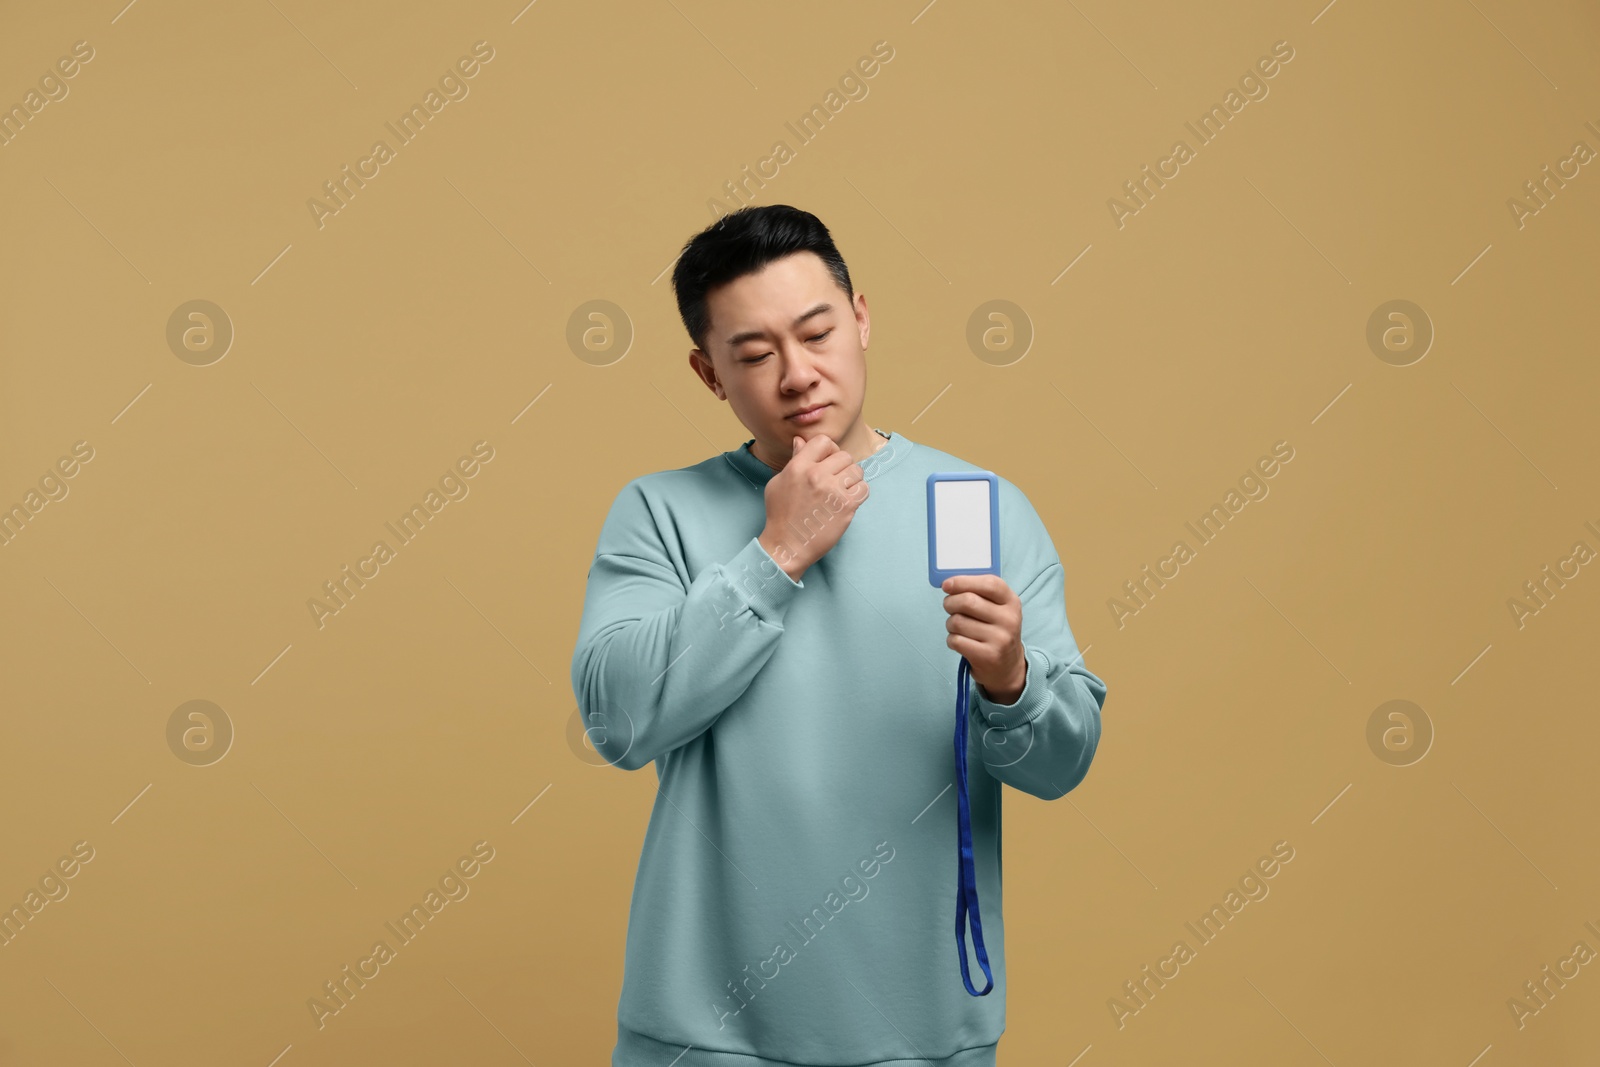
740 331 827 362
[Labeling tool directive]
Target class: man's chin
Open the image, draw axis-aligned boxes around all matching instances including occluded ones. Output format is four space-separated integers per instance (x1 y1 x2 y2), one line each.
784 410 837 437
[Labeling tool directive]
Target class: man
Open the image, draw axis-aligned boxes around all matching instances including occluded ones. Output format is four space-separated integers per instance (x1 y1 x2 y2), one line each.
570 204 1107 1066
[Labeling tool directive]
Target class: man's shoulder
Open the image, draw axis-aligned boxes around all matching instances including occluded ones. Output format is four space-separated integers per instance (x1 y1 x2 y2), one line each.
903 439 978 473
608 451 748 508
906 439 1058 578
902 440 1037 508
590 452 749 555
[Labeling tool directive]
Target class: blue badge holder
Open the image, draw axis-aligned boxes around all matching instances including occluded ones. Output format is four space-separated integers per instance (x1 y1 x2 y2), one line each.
927 472 999 996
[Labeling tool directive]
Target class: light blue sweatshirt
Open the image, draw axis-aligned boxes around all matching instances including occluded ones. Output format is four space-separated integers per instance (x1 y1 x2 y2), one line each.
571 429 1107 1067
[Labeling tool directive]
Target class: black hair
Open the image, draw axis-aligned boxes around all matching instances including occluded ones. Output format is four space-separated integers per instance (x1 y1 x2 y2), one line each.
671 204 854 354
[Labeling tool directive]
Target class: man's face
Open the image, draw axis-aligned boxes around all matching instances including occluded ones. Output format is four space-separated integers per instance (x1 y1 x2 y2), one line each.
689 250 870 452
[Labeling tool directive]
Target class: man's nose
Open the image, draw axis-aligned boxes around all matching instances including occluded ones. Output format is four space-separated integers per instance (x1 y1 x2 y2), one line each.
780 344 820 389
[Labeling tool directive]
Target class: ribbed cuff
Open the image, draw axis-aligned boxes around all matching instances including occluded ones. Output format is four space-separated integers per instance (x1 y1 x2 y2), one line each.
972 645 1051 731
722 536 804 624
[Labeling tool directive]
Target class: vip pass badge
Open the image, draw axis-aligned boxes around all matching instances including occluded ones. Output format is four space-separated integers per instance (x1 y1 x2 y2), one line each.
926 471 1001 996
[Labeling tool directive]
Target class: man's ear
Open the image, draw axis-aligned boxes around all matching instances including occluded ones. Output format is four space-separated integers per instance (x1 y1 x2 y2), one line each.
688 348 726 399
854 291 870 350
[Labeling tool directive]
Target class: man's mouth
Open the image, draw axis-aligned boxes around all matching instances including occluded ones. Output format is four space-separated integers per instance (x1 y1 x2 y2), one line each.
787 403 829 424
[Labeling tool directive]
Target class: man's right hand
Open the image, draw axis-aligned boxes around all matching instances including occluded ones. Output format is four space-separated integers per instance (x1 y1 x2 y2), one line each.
757 434 868 582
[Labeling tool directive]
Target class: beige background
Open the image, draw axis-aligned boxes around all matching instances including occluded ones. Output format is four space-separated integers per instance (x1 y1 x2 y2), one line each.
2 0 1598 1063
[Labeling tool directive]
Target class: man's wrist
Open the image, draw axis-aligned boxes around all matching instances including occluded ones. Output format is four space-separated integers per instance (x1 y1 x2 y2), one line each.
758 529 808 582
979 660 1028 706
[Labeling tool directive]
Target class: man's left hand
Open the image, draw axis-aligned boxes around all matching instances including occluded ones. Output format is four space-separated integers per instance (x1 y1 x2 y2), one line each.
941 574 1027 705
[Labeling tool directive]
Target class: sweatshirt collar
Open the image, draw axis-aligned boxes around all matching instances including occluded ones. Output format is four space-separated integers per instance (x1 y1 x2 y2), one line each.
725 429 912 487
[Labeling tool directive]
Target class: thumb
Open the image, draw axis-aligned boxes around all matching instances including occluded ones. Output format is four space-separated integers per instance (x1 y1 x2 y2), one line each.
793 436 803 455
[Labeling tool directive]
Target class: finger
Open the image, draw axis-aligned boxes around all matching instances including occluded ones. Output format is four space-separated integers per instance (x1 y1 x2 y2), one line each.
818 448 857 475
948 633 996 665
943 591 1009 623
809 434 839 457
942 574 1011 603
945 613 979 639
945 612 1007 645
972 574 1011 599
947 629 1009 660
829 464 866 494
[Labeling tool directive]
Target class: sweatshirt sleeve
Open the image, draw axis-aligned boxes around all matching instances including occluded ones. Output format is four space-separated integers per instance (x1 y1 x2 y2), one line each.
967 498 1107 800
570 480 804 771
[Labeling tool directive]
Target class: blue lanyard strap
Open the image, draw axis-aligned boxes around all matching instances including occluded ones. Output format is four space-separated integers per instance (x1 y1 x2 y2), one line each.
954 656 994 996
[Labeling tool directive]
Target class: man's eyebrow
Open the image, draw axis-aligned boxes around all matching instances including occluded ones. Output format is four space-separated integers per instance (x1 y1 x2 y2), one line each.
724 302 834 349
